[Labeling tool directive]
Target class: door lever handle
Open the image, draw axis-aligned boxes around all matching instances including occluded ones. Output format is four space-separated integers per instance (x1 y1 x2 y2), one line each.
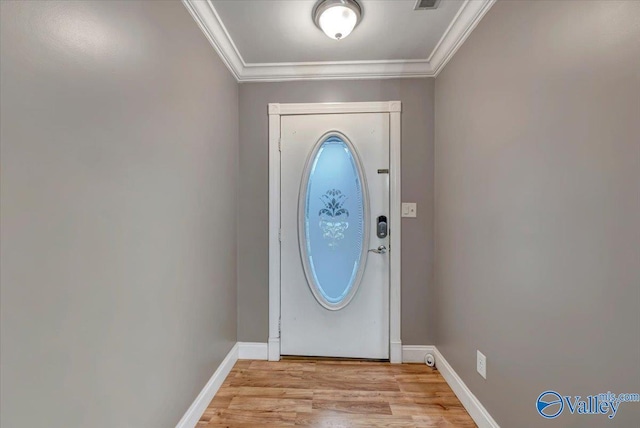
368 245 387 254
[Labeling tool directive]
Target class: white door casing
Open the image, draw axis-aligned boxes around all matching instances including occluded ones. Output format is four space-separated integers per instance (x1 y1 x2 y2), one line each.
268 101 402 363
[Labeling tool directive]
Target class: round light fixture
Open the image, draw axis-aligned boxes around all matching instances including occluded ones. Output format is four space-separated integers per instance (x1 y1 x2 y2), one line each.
313 0 362 40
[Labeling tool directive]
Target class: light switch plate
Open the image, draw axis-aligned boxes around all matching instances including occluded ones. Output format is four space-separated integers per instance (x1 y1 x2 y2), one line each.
401 202 417 218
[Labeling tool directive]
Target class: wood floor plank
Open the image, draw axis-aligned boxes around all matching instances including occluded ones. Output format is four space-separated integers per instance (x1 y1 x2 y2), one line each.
310 370 401 391
249 360 317 371
390 402 469 417
412 415 478 427
398 381 458 394
201 395 232 411
198 359 477 427
217 386 314 399
228 371 313 389
232 360 253 369
295 413 417 427
235 368 309 378
312 399 392 415
228 396 313 413
394 374 447 383
312 389 403 402
204 409 297 426
314 363 432 376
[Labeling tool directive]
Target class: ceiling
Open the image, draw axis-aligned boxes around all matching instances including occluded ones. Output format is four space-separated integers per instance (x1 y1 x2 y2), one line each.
212 0 465 63
183 0 496 81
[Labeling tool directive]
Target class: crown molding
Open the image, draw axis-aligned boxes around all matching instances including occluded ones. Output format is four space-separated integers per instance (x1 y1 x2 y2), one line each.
243 59 434 82
181 0 244 80
182 0 495 82
428 0 495 75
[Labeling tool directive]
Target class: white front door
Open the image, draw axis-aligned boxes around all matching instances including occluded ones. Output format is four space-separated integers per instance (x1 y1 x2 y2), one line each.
280 112 390 359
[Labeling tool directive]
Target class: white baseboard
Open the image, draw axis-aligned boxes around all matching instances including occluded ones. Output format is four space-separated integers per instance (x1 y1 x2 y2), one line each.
238 342 268 360
434 348 500 428
175 343 238 428
402 345 436 363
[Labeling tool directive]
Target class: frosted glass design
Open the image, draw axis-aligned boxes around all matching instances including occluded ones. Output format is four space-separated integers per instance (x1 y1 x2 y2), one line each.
299 134 368 309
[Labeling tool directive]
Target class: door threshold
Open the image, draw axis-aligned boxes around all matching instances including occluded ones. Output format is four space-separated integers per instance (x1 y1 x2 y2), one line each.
281 355 389 363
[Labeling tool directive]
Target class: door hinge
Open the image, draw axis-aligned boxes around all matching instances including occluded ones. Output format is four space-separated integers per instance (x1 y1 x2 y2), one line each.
278 318 281 334
278 228 281 242
278 137 282 152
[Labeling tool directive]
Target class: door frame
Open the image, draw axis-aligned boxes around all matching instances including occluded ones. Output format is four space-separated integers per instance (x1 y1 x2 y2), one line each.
268 101 402 363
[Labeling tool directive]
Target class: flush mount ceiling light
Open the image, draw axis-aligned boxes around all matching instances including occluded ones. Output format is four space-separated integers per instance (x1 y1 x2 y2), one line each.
313 0 362 40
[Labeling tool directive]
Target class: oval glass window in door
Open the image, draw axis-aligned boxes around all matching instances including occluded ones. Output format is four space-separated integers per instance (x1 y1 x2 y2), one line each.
298 132 370 310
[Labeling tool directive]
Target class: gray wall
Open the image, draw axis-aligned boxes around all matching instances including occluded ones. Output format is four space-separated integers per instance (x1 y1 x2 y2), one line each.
238 79 435 345
434 1 640 427
0 1 238 427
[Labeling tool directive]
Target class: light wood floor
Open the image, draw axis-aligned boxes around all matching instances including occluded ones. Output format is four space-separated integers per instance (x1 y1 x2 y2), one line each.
197 359 477 427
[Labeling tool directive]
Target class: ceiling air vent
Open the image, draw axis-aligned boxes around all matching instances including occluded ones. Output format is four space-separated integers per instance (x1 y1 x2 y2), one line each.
414 0 441 10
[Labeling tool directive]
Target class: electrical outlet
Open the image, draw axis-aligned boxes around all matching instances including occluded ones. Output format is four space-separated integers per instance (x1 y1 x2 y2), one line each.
477 350 487 379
